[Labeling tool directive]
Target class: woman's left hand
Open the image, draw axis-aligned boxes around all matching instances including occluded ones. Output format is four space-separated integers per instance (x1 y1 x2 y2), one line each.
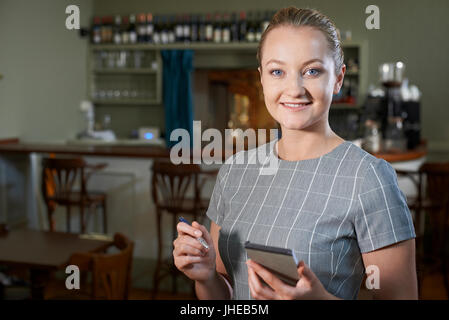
246 259 339 300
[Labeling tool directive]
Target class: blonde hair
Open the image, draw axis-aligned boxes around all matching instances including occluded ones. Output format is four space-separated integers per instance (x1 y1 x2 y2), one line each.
257 7 344 75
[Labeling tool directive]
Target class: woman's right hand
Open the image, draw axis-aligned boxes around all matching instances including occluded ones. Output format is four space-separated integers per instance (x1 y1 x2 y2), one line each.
173 220 216 282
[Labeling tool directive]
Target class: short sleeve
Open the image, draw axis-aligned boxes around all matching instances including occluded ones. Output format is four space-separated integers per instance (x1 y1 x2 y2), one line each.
206 163 230 226
354 159 416 253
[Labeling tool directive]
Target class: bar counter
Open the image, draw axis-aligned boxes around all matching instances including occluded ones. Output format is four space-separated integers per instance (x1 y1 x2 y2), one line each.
0 139 170 159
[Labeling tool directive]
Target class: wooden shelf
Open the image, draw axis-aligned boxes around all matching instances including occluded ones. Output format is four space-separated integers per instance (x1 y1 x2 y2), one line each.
91 42 259 51
93 68 158 74
92 98 159 105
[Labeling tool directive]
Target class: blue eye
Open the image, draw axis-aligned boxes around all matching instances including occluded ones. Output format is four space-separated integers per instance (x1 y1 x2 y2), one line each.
305 68 321 76
271 69 283 77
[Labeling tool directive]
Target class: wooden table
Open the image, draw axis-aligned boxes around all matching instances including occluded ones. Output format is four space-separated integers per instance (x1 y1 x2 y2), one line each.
0 229 112 299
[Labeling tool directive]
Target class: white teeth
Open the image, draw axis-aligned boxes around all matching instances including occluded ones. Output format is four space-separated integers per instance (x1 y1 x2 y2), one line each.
283 103 310 107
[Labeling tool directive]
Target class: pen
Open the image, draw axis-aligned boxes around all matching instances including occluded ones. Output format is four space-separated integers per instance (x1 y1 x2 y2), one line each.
178 216 209 249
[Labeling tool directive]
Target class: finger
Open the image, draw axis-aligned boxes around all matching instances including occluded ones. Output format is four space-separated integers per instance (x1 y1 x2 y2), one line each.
174 242 206 257
177 221 203 238
192 222 213 249
174 255 205 270
192 221 209 242
297 261 316 286
247 265 276 300
175 235 208 253
247 260 292 297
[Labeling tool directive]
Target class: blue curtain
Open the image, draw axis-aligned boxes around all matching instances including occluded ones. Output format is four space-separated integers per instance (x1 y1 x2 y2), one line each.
161 50 194 148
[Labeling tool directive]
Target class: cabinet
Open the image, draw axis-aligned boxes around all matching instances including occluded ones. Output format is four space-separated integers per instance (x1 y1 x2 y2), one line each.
88 45 162 105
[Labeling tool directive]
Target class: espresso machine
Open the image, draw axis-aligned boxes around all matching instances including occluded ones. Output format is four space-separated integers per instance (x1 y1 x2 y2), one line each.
362 62 421 152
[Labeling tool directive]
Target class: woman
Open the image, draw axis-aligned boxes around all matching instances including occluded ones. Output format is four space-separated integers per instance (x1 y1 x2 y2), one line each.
173 7 418 300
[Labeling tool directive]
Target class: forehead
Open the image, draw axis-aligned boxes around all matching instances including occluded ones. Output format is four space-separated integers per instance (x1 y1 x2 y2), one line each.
261 25 332 65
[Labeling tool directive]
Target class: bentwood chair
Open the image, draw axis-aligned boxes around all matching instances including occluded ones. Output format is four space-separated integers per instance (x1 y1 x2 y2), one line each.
41 157 108 234
396 162 449 298
45 233 134 300
150 159 218 298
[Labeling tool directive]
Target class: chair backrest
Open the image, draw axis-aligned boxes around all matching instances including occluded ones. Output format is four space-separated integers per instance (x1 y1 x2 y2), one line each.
419 162 449 204
419 162 449 248
41 157 87 204
69 233 134 300
151 159 201 210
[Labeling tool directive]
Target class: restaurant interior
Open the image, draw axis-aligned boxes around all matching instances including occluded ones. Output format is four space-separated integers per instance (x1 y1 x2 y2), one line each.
0 0 449 300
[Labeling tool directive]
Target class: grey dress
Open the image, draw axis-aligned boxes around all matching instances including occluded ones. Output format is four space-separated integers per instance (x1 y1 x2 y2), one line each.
206 140 416 300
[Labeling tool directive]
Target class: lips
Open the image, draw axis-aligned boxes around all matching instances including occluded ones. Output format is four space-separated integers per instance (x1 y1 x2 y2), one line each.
281 102 312 110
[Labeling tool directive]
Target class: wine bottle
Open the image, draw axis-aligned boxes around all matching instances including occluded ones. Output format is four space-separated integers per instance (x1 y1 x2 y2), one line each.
239 11 247 42
168 15 176 43
160 15 169 44
213 13 222 43
205 13 213 42
198 14 206 42
137 13 147 43
190 14 198 42
246 12 255 42
92 17 102 44
153 15 161 44
230 12 239 42
222 13 231 43
183 14 191 43
128 14 137 44
175 14 184 42
121 16 130 44
146 13 154 43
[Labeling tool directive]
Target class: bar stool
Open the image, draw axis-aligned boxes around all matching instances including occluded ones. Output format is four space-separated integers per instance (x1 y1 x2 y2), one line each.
41 157 108 234
150 159 217 298
396 162 449 298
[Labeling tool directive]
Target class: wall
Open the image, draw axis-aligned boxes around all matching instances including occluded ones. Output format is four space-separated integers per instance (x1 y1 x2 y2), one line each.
0 0 93 142
94 0 449 152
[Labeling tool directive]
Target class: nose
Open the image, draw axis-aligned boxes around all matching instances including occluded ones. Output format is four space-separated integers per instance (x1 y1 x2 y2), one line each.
285 73 306 97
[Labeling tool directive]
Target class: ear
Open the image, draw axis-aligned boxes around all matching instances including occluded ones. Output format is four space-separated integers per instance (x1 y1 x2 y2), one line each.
333 64 346 94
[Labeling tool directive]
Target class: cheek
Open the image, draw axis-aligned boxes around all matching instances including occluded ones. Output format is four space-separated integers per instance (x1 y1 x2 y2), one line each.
307 77 335 101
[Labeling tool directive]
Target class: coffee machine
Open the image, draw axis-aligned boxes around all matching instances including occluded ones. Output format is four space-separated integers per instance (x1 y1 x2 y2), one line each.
362 62 421 151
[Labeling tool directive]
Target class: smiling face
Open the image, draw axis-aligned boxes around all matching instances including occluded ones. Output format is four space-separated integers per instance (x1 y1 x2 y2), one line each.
259 25 345 133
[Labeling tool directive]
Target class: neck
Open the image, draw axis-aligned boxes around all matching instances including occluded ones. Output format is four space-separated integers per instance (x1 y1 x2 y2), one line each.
277 120 344 161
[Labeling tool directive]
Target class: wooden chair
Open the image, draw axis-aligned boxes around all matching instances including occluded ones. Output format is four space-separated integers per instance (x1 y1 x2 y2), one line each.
396 162 449 298
45 233 134 300
150 159 217 298
41 157 108 234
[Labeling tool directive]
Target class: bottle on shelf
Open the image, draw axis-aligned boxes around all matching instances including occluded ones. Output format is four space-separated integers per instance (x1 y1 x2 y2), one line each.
146 13 154 43
190 14 199 42
238 11 247 42
175 14 184 42
168 15 176 43
160 15 169 44
230 12 239 42
101 16 113 43
137 13 147 43
213 13 222 43
198 14 206 42
128 14 138 44
205 13 214 42
222 13 231 43
183 14 191 43
153 15 161 44
255 11 263 42
92 17 102 44
113 15 122 44
261 11 271 32
121 16 130 44
246 12 256 42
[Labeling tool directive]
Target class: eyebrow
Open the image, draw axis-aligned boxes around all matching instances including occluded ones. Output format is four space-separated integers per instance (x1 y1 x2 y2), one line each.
265 58 324 68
